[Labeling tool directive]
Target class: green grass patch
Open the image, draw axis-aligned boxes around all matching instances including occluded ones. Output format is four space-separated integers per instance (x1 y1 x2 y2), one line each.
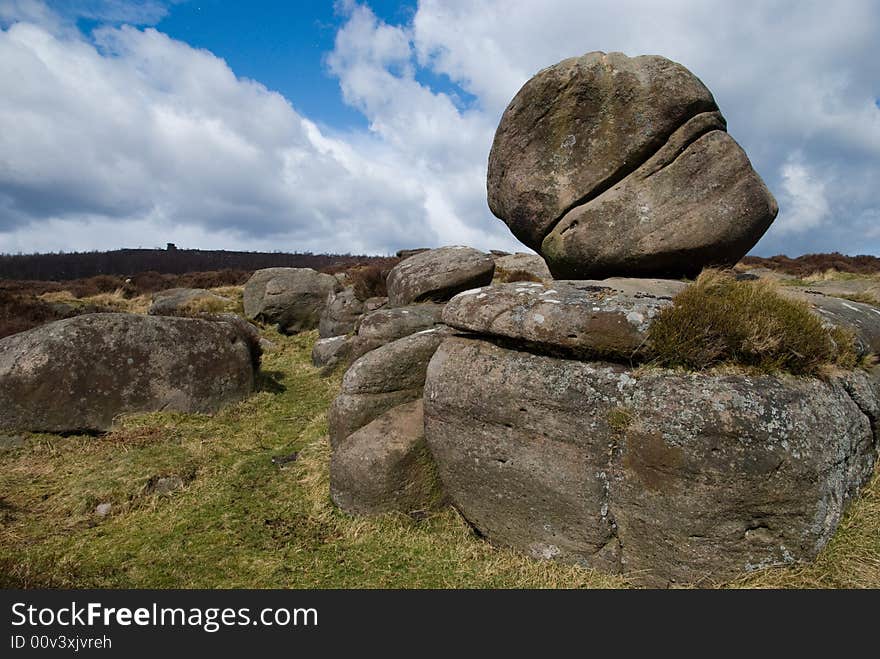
647 270 860 374
0 329 624 589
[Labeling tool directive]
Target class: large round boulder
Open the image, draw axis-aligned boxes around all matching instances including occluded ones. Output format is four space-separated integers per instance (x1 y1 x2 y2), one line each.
424 336 879 586
0 313 258 433
487 51 777 279
243 268 339 334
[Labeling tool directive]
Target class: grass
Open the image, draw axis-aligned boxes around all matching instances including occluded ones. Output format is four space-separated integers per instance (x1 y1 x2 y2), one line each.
39 288 152 314
647 270 860 374
0 328 625 589
1 286 878 589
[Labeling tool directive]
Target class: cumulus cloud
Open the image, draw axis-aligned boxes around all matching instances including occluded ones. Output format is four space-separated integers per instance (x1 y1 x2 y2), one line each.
776 155 830 234
1 0 879 256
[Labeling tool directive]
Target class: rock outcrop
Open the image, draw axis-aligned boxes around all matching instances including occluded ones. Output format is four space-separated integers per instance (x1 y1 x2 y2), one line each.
386 246 495 307
493 252 552 282
329 327 450 448
487 51 777 279
423 336 880 586
331 399 445 516
319 287 366 338
0 313 258 433
442 279 684 359
243 267 338 334
349 302 445 361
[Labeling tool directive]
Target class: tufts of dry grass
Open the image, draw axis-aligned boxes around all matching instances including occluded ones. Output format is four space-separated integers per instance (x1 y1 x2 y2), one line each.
647 270 860 374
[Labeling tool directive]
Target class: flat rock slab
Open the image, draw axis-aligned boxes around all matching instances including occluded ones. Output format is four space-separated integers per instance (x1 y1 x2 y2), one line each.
442 279 685 358
386 246 495 306
331 399 445 516
424 336 879 586
0 313 257 433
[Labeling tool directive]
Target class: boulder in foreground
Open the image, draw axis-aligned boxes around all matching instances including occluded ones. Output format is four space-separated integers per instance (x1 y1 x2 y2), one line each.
424 336 880 586
0 313 258 433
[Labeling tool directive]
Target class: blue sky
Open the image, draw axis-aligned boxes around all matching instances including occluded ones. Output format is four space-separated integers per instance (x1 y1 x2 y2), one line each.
1 0 878 257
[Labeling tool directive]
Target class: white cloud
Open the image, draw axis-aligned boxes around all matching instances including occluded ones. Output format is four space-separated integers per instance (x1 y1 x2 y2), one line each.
1 0 879 256
776 154 830 234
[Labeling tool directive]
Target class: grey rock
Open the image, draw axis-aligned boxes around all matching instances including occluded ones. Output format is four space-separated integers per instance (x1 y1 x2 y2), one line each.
95 503 112 517
331 399 445 516
147 475 185 495
442 279 684 359
488 51 777 278
493 253 552 283
311 335 353 374
243 268 339 334
148 288 229 317
329 389 422 450
386 246 495 306
319 287 365 338
345 302 445 363
329 328 450 447
424 336 879 586
0 314 256 433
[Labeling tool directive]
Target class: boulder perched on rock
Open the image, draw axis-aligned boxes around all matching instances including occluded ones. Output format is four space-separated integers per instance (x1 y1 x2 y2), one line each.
319 287 365 338
0 313 258 433
331 399 445 516
487 51 777 279
148 288 230 317
493 253 552 283
329 327 450 447
243 268 338 334
386 246 495 306
443 279 684 359
424 336 880 586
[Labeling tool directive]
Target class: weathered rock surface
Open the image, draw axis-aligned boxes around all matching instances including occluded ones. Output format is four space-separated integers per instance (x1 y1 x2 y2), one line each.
148 288 229 317
329 327 450 447
487 51 777 279
442 279 684 359
493 253 552 282
331 399 445 515
311 335 353 374
386 246 495 307
243 268 338 334
424 336 880 586
349 302 445 361
319 287 365 338
0 314 257 433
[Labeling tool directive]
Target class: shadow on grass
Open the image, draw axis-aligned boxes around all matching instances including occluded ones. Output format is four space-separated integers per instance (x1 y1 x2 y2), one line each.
256 369 286 393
